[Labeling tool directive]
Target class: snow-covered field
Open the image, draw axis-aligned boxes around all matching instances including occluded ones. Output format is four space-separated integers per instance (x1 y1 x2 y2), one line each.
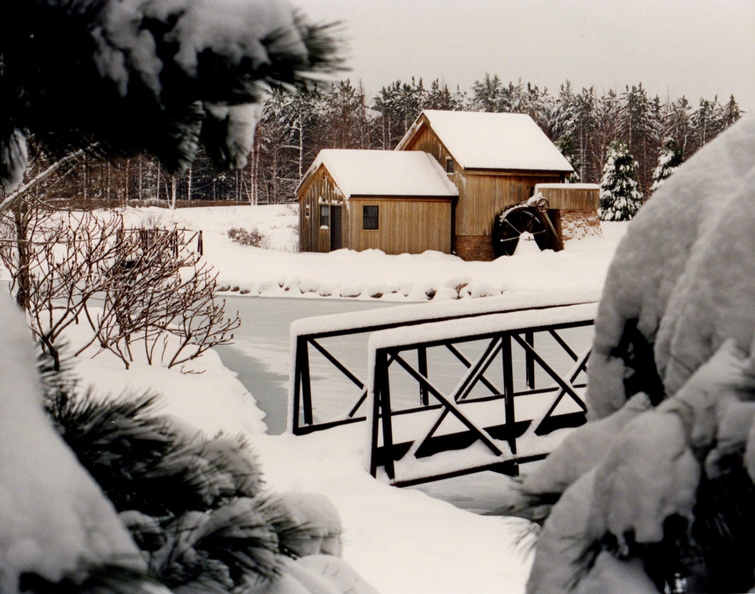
119 204 626 303
2 205 628 593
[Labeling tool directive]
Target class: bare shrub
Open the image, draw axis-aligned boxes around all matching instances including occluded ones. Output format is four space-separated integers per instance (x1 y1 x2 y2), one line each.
228 226 265 247
0 207 239 370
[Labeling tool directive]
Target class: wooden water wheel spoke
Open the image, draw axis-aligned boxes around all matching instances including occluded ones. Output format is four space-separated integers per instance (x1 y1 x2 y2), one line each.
492 204 557 257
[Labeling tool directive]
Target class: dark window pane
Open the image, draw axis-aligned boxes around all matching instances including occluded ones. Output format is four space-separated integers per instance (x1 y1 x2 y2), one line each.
363 205 379 230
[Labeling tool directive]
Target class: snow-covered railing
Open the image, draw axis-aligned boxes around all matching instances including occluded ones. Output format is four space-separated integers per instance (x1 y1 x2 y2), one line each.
365 303 597 486
289 288 599 435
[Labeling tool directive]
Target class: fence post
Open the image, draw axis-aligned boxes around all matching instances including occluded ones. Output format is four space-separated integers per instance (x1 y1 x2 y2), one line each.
418 346 429 406
525 330 535 389
370 348 395 480
501 333 517 455
292 336 313 433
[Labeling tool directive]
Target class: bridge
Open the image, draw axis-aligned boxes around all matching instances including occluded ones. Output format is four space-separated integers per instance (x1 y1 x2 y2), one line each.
290 290 598 486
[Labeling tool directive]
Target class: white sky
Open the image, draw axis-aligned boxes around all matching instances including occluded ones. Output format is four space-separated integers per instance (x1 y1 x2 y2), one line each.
294 0 755 110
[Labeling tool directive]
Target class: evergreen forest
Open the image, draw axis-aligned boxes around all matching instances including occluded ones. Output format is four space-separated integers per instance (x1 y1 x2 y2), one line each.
25 76 743 206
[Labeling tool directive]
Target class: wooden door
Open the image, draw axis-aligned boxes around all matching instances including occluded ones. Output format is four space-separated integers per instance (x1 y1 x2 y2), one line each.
330 205 343 250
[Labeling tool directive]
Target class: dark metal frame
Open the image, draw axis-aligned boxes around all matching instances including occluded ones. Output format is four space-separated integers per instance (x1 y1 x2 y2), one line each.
367 318 594 486
290 302 593 435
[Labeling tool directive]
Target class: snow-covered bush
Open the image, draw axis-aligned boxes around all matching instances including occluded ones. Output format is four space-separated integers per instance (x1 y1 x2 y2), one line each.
598 140 643 221
41 358 362 592
229 226 266 248
523 115 755 593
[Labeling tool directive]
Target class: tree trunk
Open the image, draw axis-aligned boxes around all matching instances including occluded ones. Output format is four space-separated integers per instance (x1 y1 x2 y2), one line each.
12 201 31 310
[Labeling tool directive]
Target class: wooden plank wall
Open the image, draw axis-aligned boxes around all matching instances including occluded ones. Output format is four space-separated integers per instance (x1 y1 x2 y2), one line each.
348 197 453 254
537 186 599 210
299 167 345 252
458 173 562 236
400 119 564 238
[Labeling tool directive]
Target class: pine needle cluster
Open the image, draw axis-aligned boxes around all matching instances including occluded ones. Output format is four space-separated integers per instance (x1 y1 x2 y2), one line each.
38 354 312 592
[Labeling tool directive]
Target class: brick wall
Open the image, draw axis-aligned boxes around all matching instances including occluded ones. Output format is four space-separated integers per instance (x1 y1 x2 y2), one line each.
454 235 496 261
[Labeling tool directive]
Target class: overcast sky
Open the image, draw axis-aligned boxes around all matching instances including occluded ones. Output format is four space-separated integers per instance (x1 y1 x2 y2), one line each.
295 0 755 110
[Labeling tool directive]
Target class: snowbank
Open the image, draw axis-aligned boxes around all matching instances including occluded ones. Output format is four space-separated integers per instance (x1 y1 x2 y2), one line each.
111 204 625 305
0 201 629 593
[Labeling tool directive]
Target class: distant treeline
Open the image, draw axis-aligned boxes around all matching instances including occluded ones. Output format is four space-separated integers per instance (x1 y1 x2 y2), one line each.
26 76 743 205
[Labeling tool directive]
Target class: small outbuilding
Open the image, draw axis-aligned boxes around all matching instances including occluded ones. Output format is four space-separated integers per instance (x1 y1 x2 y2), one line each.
397 110 574 260
297 149 458 255
533 183 602 243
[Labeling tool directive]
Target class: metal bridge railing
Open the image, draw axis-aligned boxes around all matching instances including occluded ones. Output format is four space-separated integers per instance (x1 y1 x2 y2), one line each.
289 291 600 436
365 303 596 486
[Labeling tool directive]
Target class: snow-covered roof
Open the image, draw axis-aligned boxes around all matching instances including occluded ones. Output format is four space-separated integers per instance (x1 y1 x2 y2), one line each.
301 149 458 199
398 110 574 173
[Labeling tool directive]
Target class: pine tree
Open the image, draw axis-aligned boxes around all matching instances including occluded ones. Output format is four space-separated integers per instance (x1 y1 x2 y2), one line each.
469 73 506 112
619 84 661 194
721 94 742 129
650 137 684 193
423 79 465 111
40 356 312 592
599 140 643 221
556 135 581 182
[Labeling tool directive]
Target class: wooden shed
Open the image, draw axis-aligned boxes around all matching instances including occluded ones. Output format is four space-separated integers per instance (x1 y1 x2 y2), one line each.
397 110 574 261
534 183 603 243
297 149 458 255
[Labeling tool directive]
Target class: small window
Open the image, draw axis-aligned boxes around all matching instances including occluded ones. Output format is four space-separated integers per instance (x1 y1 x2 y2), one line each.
363 205 379 230
446 158 455 174
305 203 311 219
320 203 329 228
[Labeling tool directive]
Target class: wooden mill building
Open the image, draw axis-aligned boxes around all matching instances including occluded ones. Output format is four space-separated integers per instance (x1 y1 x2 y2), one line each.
298 110 584 260
396 110 574 260
296 149 458 255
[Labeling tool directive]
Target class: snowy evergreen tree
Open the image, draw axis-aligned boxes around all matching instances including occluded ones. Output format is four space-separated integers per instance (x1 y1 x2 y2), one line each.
599 140 643 221
373 78 427 149
469 73 507 112
556 135 582 182
619 84 662 194
660 96 693 155
650 137 684 193
423 79 466 111
720 94 742 129
690 96 725 153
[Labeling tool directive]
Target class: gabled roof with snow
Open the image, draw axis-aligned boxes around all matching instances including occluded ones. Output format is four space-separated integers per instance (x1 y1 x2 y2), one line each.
300 149 458 198
397 110 574 174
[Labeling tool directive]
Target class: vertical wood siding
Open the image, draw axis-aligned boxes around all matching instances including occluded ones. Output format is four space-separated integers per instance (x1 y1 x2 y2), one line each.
298 166 346 252
401 117 564 239
458 172 562 236
536 186 600 210
348 197 453 254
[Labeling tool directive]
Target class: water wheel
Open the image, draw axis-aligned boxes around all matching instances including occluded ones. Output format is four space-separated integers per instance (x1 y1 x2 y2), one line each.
492 200 556 257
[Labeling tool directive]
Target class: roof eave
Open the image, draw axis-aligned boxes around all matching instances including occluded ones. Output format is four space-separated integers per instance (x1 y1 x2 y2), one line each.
461 166 575 175
348 193 457 200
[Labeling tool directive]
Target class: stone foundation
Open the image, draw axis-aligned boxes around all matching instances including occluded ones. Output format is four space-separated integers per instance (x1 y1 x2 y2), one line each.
553 210 603 242
455 209 602 261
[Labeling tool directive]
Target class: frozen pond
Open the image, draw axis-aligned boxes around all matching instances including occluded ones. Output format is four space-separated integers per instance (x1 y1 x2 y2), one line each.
215 295 396 434
216 295 593 437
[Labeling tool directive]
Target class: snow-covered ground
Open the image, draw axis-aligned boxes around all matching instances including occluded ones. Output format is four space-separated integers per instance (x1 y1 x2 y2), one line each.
118 204 626 303
3 204 628 593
